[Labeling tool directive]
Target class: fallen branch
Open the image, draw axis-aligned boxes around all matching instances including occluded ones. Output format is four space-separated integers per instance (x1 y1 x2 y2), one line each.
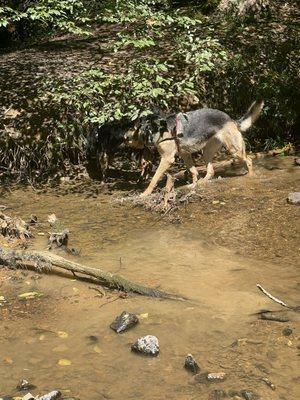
0 247 185 300
257 284 299 310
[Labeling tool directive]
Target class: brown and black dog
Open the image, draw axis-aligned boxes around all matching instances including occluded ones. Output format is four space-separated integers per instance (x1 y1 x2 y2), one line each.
125 100 264 196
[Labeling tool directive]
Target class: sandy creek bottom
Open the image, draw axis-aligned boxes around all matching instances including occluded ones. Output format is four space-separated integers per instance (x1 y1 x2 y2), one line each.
0 189 299 400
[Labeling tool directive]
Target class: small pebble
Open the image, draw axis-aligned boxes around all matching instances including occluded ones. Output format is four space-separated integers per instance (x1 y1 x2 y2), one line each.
195 372 226 384
16 379 36 391
131 335 159 356
287 192 300 205
184 354 200 374
207 372 227 382
22 394 35 400
110 311 139 333
282 327 293 336
262 377 276 390
38 390 62 400
241 390 258 400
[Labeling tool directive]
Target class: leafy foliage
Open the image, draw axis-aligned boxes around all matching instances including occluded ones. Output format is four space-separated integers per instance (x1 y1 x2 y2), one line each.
0 0 91 38
0 0 298 182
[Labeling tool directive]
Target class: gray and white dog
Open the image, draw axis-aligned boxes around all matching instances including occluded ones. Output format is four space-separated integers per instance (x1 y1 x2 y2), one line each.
126 100 264 196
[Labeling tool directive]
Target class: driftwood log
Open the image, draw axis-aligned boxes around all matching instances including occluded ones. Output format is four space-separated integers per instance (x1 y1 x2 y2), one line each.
0 247 185 300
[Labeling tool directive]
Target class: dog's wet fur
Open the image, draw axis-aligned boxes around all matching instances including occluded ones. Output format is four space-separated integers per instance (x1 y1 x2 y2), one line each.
85 101 264 195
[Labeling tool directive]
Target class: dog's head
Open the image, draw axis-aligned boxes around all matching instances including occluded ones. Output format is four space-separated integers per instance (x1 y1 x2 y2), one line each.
124 115 167 149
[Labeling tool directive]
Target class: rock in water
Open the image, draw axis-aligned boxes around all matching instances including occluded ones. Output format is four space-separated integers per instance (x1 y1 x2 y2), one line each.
21 394 35 400
110 311 139 333
262 377 276 390
207 372 227 382
195 372 227 384
184 354 200 374
282 327 293 336
287 192 300 205
16 379 36 391
38 390 62 400
240 390 258 400
131 335 159 356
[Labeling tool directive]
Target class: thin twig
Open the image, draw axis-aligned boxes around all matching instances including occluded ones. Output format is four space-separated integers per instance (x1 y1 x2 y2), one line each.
257 284 291 309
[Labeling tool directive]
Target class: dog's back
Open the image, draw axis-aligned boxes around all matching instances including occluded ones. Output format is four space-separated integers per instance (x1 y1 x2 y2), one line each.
174 108 232 152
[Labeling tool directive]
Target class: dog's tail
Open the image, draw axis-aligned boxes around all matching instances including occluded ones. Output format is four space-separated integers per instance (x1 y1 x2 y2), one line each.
238 100 264 132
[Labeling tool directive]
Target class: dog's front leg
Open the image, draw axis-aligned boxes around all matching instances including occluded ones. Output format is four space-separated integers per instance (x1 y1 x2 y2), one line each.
140 156 175 197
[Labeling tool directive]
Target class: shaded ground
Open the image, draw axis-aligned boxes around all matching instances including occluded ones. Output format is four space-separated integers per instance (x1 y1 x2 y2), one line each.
0 154 299 400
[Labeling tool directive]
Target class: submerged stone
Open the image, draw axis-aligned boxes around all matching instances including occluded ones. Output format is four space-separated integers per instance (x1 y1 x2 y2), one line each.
110 311 139 333
195 372 226 384
207 372 227 382
16 379 36 391
282 327 293 336
287 192 300 205
131 335 159 356
240 390 259 400
262 377 276 390
184 354 200 374
38 390 62 400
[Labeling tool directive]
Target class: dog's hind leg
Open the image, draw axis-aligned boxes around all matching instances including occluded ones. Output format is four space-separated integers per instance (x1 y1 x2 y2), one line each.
199 137 222 184
180 150 198 188
222 127 253 176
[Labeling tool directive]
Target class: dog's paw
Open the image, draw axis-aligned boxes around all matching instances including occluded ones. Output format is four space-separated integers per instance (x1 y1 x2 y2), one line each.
140 191 150 198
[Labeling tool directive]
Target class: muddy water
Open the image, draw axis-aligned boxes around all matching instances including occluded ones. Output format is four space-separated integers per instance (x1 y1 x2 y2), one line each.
0 188 299 400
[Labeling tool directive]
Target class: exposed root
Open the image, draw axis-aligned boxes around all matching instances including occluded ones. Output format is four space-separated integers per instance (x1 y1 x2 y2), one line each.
0 212 32 240
0 247 186 300
119 182 202 218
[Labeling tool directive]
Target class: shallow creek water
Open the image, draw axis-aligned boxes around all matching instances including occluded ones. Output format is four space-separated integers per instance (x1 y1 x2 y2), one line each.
0 189 299 400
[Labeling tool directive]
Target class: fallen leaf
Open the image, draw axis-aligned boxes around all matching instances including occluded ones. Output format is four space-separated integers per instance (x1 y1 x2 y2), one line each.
138 313 149 319
93 345 102 354
3 357 13 364
39 334 45 341
18 292 43 300
212 200 220 205
0 295 5 301
57 331 68 339
58 359 71 366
